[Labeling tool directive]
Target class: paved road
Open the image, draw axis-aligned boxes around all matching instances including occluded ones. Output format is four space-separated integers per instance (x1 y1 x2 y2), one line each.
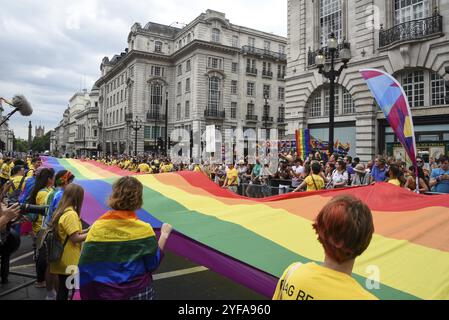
1 236 266 300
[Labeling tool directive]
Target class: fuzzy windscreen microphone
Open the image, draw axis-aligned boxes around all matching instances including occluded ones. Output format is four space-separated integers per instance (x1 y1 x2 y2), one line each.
12 95 33 116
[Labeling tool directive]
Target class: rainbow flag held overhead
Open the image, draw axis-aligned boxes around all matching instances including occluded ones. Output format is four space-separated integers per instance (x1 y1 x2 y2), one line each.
42 157 449 300
295 129 310 161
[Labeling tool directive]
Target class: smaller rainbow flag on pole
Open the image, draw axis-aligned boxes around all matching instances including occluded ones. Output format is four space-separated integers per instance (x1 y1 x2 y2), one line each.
295 129 310 160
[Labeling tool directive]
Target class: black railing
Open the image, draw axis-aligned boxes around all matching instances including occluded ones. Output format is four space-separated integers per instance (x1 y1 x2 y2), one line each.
277 73 286 80
204 109 225 119
379 14 443 48
146 111 165 121
246 115 258 121
262 70 273 78
308 43 350 66
262 116 274 123
246 67 258 75
242 46 287 61
277 117 286 123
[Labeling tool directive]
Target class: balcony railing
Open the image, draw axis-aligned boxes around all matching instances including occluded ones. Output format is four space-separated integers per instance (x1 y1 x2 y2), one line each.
246 115 258 122
146 111 165 121
277 117 286 123
246 67 258 76
308 43 351 67
379 14 443 48
277 73 286 80
262 116 274 123
204 109 225 119
242 46 287 61
262 70 273 78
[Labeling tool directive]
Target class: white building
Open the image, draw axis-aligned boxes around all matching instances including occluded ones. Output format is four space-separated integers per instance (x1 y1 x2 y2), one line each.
94 9 287 156
286 0 449 161
0 105 14 153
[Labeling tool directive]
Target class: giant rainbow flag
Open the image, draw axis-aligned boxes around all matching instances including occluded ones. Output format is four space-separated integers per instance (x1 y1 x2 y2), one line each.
42 157 449 300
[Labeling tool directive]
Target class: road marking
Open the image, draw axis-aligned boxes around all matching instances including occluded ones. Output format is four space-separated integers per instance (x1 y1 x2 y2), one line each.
10 264 35 271
153 266 208 281
10 251 34 264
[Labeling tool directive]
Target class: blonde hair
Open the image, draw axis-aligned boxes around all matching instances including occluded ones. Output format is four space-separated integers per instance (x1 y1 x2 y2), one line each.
51 184 84 228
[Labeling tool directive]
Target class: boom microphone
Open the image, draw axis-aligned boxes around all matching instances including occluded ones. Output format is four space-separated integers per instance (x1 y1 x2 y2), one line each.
12 95 33 116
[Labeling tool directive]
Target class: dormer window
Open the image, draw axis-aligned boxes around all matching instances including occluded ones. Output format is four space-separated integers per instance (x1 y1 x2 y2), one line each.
212 28 221 43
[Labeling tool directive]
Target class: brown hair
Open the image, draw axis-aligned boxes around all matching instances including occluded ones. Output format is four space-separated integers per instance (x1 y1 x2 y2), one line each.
312 195 374 264
108 176 143 211
51 184 84 227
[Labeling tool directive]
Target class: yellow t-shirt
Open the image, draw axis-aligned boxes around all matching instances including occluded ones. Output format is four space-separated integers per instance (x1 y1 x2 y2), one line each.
193 165 202 172
273 262 378 300
388 179 401 186
226 168 238 186
50 207 82 275
304 174 325 191
160 164 172 173
138 163 152 173
33 187 52 234
26 166 36 178
7 175 25 195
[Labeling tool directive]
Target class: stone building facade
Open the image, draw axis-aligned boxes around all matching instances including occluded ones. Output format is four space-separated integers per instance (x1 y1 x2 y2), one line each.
94 9 287 156
286 0 449 161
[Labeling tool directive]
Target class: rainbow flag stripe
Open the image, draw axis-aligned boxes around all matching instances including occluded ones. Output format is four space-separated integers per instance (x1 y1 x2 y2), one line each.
295 129 310 160
42 157 449 300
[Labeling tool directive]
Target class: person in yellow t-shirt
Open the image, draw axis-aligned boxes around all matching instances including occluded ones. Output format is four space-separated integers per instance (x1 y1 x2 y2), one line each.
0 158 13 187
49 184 88 301
26 157 42 179
137 162 152 174
293 162 325 192
387 164 402 187
273 195 377 300
28 167 55 288
223 164 239 193
159 160 172 173
3 165 25 198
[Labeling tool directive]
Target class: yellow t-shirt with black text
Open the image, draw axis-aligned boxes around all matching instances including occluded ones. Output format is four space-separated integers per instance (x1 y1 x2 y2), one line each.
273 262 378 300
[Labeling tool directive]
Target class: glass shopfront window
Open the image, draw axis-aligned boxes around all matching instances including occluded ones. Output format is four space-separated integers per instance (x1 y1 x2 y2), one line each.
309 126 356 157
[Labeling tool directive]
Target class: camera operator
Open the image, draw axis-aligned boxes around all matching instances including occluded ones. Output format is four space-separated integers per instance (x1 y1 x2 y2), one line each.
0 200 21 284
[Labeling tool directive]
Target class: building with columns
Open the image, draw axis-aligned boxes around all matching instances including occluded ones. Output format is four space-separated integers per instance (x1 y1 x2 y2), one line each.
94 9 287 156
286 0 449 161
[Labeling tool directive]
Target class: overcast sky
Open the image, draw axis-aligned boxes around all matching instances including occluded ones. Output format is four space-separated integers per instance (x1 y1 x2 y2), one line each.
0 0 287 139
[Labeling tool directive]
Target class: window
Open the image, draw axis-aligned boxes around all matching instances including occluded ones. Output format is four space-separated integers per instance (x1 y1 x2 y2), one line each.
309 94 322 117
324 87 339 115
279 45 286 54
264 41 271 51
246 59 256 72
185 101 190 118
208 57 223 70
232 62 238 73
320 0 343 47
247 103 255 116
177 103 181 120
402 70 424 107
431 71 446 106
186 59 191 72
343 88 355 114
231 80 238 95
177 82 182 95
177 64 182 76
278 87 285 100
155 41 163 53
151 66 164 77
263 85 271 98
394 0 429 24
212 28 221 43
248 37 255 48
186 78 191 93
279 105 285 119
208 77 221 111
150 84 163 115
263 62 272 76
247 82 255 96
278 65 286 78
121 90 123 102
187 33 192 42
232 35 239 48
231 102 237 119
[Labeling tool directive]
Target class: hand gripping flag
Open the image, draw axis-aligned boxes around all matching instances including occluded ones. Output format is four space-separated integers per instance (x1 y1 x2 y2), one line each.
360 69 419 190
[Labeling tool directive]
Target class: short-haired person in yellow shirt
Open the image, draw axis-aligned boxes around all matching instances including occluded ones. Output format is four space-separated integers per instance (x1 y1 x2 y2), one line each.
50 184 88 300
223 164 239 193
0 158 13 187
293 162 325 192
273 195 377 300
160 160 172 173
137 162 152 174
3 165 25 198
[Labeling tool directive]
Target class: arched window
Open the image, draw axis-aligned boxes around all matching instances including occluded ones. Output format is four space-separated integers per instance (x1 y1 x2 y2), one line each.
208 77 221 112
150 83 163 116
155 41 162 53
307 85 355 118
187 33 192 42
212 28 221 43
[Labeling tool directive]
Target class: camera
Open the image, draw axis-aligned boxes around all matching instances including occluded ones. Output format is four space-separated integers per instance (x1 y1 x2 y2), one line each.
7 201 48 216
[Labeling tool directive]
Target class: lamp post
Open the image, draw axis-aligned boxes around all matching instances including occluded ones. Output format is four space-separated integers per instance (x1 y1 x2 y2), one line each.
315 33 351 155
263 93 270 139
164 91 169 156
129 117 142 157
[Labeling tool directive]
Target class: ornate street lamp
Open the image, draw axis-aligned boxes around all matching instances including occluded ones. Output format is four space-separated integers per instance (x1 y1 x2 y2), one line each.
315 33 351 154
129 116 142 157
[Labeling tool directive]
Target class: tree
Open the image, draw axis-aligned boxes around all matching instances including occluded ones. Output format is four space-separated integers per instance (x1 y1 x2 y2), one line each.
14 138 28 153
31 132 50 152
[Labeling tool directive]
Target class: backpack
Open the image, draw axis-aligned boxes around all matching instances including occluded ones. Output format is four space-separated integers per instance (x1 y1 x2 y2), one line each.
42 226 69 262
7 176 26 203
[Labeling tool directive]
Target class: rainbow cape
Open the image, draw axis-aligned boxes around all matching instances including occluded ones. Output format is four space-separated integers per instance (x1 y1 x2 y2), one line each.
42 157 449 300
